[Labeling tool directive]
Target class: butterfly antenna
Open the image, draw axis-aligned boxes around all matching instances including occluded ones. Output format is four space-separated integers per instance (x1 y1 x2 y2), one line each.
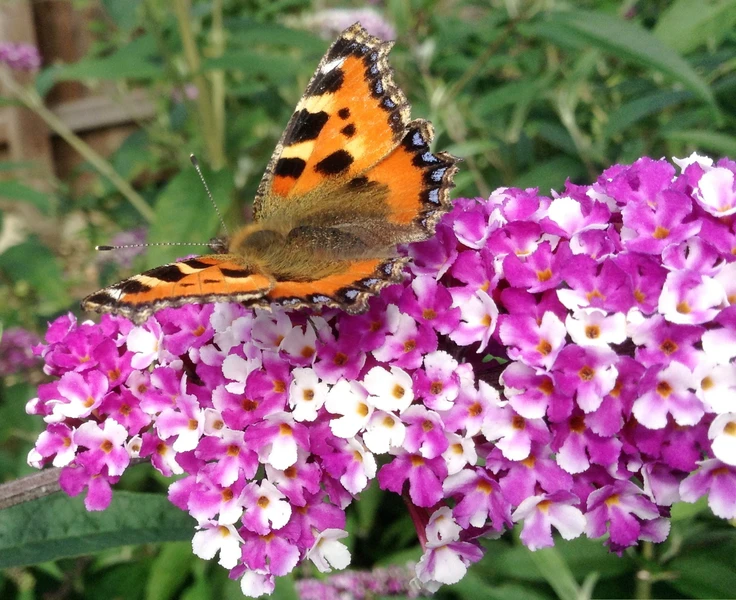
96 242 215 251
190 154 229 237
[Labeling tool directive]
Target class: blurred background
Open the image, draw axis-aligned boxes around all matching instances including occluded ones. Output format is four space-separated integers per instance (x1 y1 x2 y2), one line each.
0 0 735 598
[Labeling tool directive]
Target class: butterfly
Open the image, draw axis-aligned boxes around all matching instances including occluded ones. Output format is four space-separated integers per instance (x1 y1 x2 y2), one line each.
82 23 459 325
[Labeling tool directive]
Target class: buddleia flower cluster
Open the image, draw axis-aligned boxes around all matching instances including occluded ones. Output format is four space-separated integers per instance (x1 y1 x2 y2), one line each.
27 153 736 595
0 42 41 72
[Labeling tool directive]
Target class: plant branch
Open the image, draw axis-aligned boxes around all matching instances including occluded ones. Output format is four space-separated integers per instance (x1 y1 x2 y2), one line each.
209 0 226 165
174 0 225 170
0 468 61 511
0 458 148 511
0 70 155 223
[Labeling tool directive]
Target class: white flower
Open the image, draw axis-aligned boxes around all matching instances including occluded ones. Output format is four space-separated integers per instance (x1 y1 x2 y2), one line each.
127 324 163 369
363 366 414 413
566 308 626 348
673 152 713 171
442 433 477 475
325 379 373 438
281 323 317 363
258 412 299 470
222 350 263 394
126 435 142 458
694 357 736 413
240 569 274 598
251 311 292 349
288 368 328 422
307 528 351 573
244 480 291 531
695 167 736 216
362 410 406 454
709 413 736 465
192 522 244 569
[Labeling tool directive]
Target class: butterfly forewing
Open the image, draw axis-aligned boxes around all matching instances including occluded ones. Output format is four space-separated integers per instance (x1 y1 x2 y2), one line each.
254 23 411 221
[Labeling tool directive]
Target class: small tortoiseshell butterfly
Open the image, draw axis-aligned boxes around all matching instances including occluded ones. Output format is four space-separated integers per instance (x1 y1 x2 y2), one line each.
82 23 459 324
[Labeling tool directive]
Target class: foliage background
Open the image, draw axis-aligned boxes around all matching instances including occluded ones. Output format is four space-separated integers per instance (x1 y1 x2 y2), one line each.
1 0 736 598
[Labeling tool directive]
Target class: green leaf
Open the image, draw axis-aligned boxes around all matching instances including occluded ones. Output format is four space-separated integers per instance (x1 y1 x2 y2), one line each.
670 498 710 521
535 11 717 112
101 0 143 31
493 537 635 582
271 572 299 600
86 561 149 600
663 130 736 156
528 546 584 600
111 130 152 182
0 180 52 214
0 383 42 445
145 167 234 269
669 554 736 598
604 90 692 139
203 51 304 82
653 0 736 54
355 479 383 534
513 156 588 192
53 34 162 81
0 239 69 314
450 571 547 600
144 542 195 600
179 561 211 600
35 65 62 97
0 160 38 172
225 19 326 52
474 79 545 117
0 491 195 568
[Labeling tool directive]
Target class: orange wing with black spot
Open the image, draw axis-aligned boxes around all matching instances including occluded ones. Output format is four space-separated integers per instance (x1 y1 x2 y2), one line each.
253 23 411 221
81 256 273 324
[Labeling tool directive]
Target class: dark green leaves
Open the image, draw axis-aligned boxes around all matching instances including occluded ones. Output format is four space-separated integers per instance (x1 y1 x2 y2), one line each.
0 491 194 568
536 11 717 111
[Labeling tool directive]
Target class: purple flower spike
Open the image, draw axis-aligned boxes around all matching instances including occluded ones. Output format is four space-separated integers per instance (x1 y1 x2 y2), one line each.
27 152 736 595
0 42 42 71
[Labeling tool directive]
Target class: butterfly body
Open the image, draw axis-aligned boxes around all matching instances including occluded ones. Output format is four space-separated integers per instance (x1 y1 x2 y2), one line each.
82 24 458 324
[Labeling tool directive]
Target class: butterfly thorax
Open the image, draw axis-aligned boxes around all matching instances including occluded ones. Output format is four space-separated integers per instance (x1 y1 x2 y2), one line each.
228 220 386 282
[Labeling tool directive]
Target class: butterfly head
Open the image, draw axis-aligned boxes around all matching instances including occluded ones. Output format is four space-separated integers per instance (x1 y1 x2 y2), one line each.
208 236 229 254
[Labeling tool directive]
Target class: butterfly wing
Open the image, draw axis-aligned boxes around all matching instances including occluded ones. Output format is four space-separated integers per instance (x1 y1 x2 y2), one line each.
82 24 458 323
253 23 411 221
82 256 274 324
257 256 409 314
259 121 458 313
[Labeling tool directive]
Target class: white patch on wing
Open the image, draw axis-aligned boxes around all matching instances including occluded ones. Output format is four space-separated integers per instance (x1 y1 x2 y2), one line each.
321 57 346 74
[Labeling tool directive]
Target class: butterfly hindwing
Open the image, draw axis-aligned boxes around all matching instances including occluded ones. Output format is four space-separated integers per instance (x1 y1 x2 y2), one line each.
82 256 273 324
254 23 410 221
260 256 408 313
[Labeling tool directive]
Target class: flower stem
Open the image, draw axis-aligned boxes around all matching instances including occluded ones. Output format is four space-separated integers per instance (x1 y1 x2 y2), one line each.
173 0 225 170
0 69 155 223
402 494 430 549
209 0 226 163
635 541 654 600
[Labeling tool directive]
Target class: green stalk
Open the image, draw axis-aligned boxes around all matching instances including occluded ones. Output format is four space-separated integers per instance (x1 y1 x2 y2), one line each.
0 69 155 223
173 0 225 170
209 0 226 163
634 541 654 600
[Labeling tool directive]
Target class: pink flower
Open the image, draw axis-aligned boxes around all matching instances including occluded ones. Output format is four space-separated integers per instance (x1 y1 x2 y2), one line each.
27 152 736 595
